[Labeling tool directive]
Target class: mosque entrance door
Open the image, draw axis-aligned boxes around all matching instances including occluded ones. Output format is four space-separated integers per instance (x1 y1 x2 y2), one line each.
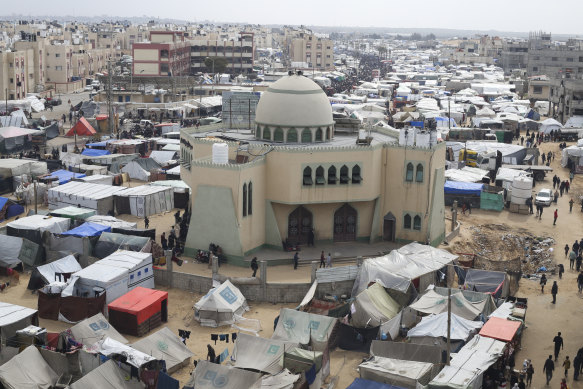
334 203 357 242
383 212 396 241
288 206 312 245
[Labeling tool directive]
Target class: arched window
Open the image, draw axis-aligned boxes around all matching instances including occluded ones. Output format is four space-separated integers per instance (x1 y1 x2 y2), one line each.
328 166 337 184
303 167 313 186
406 163 414 181
287 128 298 142
413 215 421 230
255 125 261 138
248 182 253 215
352 165 361 183
242 183 247 217
262 127 271 140
301 129 312 143
340 165 349 184
273 128 284 142
416 164 424 182
315 166 325 185
315 128 323 142
404 214 412 229
326 127 331 140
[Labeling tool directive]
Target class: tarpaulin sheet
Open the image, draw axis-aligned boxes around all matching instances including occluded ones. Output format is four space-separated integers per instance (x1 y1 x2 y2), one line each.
186 360 262 389
407 312 483 341
61 222 111 237
272 308 337 352
132 327 194 374
69 360 141 389
46 169 86 185
359 356 435 388
108 287 167 325
464 269 506 297
478 317 521 342
81 148 111 157
0 234 24 268
70 313 128 345
444 181 483 196
0 345 58 389
370 340 442 364
408 289 488 321
351 282 400 328
65 117 97 136
233 333 298 374
95 337 157 368
347 378 406 389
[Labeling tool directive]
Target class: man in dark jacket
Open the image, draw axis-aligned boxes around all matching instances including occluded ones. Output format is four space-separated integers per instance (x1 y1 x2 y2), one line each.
544 355 555 385
554 332 564 360
250 257 258 277
551 281 559 304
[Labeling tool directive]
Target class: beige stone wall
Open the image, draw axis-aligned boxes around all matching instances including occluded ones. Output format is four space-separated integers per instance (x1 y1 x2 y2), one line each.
133 48 159 61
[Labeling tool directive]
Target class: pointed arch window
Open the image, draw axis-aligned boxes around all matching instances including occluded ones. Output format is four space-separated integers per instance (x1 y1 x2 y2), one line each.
242 183 247 217
413 215 421 230
273 128 284 142
301 128 312 143
328 166 337 184
248 182 253 215
287 128 298 142
303 167 313 186
416 164 424 182
262 127 271 140
406 163 414 181
404 214 412 229
340 165 349 184
352 165 361 183
315 128 323 141
315 166 325 185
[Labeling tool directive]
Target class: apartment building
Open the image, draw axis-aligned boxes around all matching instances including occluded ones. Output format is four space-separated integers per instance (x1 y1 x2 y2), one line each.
501 40 529 73
0 49 35 100
288 33 333 69
190 32 254 75
549 79 583 123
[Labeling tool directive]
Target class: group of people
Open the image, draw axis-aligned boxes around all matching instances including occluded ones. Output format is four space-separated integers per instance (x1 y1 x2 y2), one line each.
542 333 583 385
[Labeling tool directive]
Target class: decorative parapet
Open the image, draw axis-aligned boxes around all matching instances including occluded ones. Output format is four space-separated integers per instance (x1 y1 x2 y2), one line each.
190 155 266 170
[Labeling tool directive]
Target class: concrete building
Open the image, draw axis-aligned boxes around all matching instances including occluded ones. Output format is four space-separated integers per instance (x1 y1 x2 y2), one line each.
180 74 445 263
0 49 35 100
527 75 551 101
133 31 191 77
190 32 255 75
288 33 333 69
501 40 529 73
549 79 583 123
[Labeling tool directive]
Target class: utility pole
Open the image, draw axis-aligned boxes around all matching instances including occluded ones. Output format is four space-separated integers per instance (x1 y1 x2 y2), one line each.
446 288 451 365
107 60 114 137
33 180 38 215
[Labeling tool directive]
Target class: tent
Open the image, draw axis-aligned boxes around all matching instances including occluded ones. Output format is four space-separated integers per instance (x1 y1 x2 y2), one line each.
108 287 168 336
95 337 157 369
272 308 337 352
131 327 194 374
78 174 113 185
444 181 483 196
0 234 41 269
70 313 128 345
44 169 86 185
184 360 262 389
48 181 127 214
194 280 249 327
283 347 324 386
85 215 137 229
0 126 38 152
93 232 150 259
479 317 521 342
233 333 298 374
351 282 401 328
81 148 111 157
408 288 495 321
347 378 406 389
69 360 142 389
6 214 70 245
0 196 24 222
149 150 177 165
261 369 300 389
114 185 174 217
408 312 482 341
370 340 443 364
120 158 161 181
0 345 58 389
61 222 111 237
27 255 82 290
65 117 97 137
359 356 436 389
50 206 96 221
352 243 457 296
0 303 38 341
463 269 509 298
539 118 563 134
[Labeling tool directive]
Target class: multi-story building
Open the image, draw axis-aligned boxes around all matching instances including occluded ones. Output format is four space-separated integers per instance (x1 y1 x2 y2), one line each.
0 49 35 100
288 32 333 69
501 40 529 73
133 31 191 77
190 32 254 75
528 75 551 101
549 79 583 123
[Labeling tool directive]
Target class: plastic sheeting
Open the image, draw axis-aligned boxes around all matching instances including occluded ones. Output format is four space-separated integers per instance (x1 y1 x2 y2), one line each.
194 280 249 327
261 369 300 389
444 167 489 183
30 255 82 289
464 269 508 298
233 333 299 374
347 378 405 389
69 360 142 389
95 337 157 368
131 327 194 374
114 185 173 217
0 234 24 268
61 222 111 237
85 215 137 229
70 313 128 346
48 181 126 214
407 312 483 341
444 181 483 196
351 282 401 328
370 340 442 364
93 232 149 259
45 169 86 185
408 289 491 321
81 148 111 157
50 206 96 220
359 356 435 389
0 303 38 340
272 308 337 352
479 317 521 342
0 345 58 389
186 360 262 389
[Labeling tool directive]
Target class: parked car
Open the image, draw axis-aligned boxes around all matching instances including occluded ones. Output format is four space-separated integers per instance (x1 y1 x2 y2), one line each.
84 85 93 91
535 188 553 206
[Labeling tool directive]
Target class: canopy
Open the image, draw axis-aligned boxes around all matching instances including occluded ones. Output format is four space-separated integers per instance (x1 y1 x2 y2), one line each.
131 327 194 374
409 289 494 321
7 214 70 234
93 232 150 259
479 317 521 342
108 287 168 325
348 378 406 389
69 360 142 389
233 333 298 374
0 126 38 138
81 148 111 157
149 150 176 164
407 312 483 341
45 169 86 185
70 313 128 345
187 360 262 389
351 282 400 328
194 280 249 327
359 356 435 388
444 181 483 196
444 167 489 183
65 117 97 136
539 118 563 134
272 308 337 351
0 345 58 389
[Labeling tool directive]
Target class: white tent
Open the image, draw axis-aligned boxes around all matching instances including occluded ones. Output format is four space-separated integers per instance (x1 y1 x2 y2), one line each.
272 308 337 352
120 159 160 181
7 214 70 234
408 289 494 321
85 215 138 229
48 181 127 214
78 174 113 186
407 312 483 341
0 235 25 268
149 150 177 165
70 313 128 345
0 303 38 340
69 360 142 389
261 369 300 389
0 345 58 389
233 333 299 374
194 280 249 327
539 118 563 134
565 116 583 128
114 185 174 217
444 167 489 183
95 337 157 368
187 360 262 389
131 327 194 374
359 356 435 389
30 255 81 287
351 282 401 328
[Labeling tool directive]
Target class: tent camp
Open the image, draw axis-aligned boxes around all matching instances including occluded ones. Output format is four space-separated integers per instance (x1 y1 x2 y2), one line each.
61 222 111 237
409 288 496 321
69 360 143 389
93 232 150 259
108 287 168 336
0 345 58 389
50 206 96 221
114 185 174 217
194 280 249 327
95 337 157 368
351 282 401 328
539 118 563 134
352 243 457 296
272 308 337 352
48 181 127 214
72 251 154 305
149 150 177 165
27 255 82 290
0 234 41 269
359 356 436 389
184 360 262 389
70 313 128 345
407 312 483 352
120 158 161 181
233 333 299 374
463 269 509 298
6 214 70 245
0 303 38 341
131 327 194 374
65 117 97 137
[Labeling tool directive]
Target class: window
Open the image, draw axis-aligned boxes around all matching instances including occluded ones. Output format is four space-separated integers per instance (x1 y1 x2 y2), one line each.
533 86 543 94
328 166 337 184
316 166 325 185
404 214 412 229
55 53 60 57
9 78 13 84
567 57 574 62
263 127 271 140
413 215 421 230
55 66 63 71
130 274 134 280
415 164 424 182
255 126 261 138
552 57 558 61
340 165 349 184
532 66 538 72
138 271 141 276
248 182 253 215
145 268 148 273
287 128 298 142
273 128 283 142
242 183 247 217
160 49 169 58
303 167 313 186
301 129 312 143
352 165 362 184
406 163 414 181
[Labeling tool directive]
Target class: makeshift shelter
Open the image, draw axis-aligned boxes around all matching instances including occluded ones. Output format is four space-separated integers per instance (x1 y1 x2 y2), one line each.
81 148 111 157
370 340 443 364
0 345 58 389
352 243 457 296
444 167 489 183
184 360 262 389
108 287 168 336
359 356 436 389
409 288 495 321
6 214 70 245
0 234 41 269
539 118 563 134
272 308 337 352
45 231 95 265
48 181 127 214
261 369 300 389
0 196 24 222
0 158 47 192
194 280 249 327
0 126 38 152
38 286 107 323
150 180 191 208
347 378 406 389
0 303 38 340
131 327 194 374
120 158 161 181
65 117 97 137
43 169 86 185
479 317 521 342
338 322 381 352
78 174 113 185
62 222 111 237
70 313 128 345
114 185 174 217
233 333 298 374
85 215 137 229
149 150 177 165
463 269 509 298
69 360 142 389
50 206 96 221
27 255 81 290
283 347 325 387
351 282 401 328
93 232 150 259
407 312 483 352
95 337 157 369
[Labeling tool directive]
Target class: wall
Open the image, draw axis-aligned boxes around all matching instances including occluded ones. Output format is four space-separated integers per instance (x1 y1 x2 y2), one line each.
133 48 159 61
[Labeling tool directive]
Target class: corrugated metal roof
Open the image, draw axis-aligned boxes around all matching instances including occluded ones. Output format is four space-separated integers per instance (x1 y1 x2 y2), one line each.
316 265 359 283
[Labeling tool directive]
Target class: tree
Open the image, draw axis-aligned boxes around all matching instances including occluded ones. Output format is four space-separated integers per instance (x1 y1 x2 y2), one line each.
425 33 436 41
204 57 228 74
411 33 423 41
376 45 388 59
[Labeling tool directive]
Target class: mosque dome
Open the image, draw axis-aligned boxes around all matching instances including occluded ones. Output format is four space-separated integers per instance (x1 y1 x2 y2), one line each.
254 73 334 143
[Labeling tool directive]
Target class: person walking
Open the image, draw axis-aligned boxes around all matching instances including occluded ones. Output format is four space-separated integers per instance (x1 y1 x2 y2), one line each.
565 244 570 258
250 257 258 277
577 253 583 271
526 363 534 386
206 344 216 363
539 204 543 220
554 189 559 204
554 209 558 225
319 251 326 268
161 232 168 251
293 252 299 270
527 196 534 214
558 263 565 279
326 253 332 268
560 182 565 197
578 272 583 293
574 240 580 254
544 355 555 385
570 250 576 269
574 354 582 380
467 201 472 215
554 333 564 360
551 281 558 304
570 198 575 213
570 171 575 183
144 216 149 229
553 175 558 189
566 181 570 194
541 273 547 293
564 356 571 377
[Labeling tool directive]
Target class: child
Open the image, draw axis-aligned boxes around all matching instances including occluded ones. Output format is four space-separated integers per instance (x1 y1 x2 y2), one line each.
564 356 571 377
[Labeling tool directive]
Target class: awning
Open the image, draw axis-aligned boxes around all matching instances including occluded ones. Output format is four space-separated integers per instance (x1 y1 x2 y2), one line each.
479 317 521 342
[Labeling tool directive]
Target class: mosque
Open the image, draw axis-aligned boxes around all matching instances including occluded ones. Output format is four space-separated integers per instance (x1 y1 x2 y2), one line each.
180 72 446 263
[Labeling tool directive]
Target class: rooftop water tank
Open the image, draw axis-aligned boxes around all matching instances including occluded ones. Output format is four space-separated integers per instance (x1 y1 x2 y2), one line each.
510 176 533 205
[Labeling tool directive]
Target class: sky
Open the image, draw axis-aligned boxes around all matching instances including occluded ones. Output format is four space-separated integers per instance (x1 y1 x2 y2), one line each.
3 0 583 35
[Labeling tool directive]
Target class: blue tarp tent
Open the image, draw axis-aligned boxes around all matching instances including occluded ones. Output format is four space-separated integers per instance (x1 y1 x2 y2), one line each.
46 170 86 185
82 148 111 157
85 141 109 147
347 378 405 389
61 222 111 237
444 181 483 196
0 196 24 221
